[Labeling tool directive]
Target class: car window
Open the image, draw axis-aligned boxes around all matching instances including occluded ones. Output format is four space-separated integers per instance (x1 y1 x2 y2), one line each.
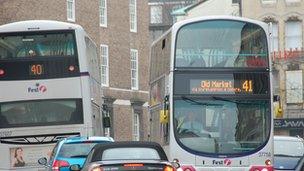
102 147 161 160
58 142 100 158
83 148 95 168
49 141 61 164
274 139 304 157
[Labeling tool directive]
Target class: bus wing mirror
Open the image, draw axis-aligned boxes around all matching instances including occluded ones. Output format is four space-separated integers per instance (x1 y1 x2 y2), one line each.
160 109 169 124
103 116 111 128
160 95 169 124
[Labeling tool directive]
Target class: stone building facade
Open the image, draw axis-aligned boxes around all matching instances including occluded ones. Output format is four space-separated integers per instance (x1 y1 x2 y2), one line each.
0 0 150 141
242 0 304 137
148 0 198 42
172 0 240 22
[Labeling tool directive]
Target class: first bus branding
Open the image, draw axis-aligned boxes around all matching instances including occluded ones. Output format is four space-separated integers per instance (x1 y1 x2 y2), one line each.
28 83 47 93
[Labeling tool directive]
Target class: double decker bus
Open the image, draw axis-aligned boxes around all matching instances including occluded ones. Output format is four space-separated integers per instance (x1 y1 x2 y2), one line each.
0 20 103 170
149 16 273 171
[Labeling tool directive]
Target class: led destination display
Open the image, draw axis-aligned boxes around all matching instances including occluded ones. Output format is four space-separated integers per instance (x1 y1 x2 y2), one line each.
191 79 253 94
174 73 269 95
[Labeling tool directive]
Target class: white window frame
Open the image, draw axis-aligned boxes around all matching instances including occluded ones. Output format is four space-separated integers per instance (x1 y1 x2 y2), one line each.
100 44 109 86
133 113 140 141
286 70 303 103
272 22 279 52
99 0 107 27
130 49 138 90
129 0 137 33
67 0 75 22
285 21 302 50
150 5 162 24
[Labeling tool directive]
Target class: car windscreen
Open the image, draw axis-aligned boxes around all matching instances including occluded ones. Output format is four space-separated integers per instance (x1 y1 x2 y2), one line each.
274 139 304 157
102 147 161 160
274 156 302 170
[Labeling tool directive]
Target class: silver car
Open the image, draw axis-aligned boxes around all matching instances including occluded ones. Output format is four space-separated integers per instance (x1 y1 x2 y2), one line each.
274 136 304 171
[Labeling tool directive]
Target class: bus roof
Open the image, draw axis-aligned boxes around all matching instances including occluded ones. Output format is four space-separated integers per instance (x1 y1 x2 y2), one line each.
170 15 269 41
151 15 269 49
0 20 84 33
172 15 268 31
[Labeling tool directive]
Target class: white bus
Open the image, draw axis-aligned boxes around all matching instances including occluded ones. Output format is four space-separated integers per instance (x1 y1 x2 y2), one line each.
149 16 274 171
0 20 103 171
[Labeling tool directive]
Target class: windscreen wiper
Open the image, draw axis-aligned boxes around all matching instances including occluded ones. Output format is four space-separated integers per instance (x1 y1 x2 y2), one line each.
181 96 222 106
211 96 236 103
233 147 255 152
70 155 87 158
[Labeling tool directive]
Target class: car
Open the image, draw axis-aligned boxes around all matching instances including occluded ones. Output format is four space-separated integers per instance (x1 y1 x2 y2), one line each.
70 141 180 171
38 136 114 171
274 135 304 171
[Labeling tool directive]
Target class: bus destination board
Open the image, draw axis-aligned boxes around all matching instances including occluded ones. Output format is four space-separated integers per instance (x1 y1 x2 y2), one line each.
190 79 253 94
29 64 44 76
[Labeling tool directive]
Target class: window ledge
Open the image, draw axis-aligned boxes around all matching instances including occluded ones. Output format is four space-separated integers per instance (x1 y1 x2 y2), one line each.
67 18 75 22
261 0 277 7
100 24 107 28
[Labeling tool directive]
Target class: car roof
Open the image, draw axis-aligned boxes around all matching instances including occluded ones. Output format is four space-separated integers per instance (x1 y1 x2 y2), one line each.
91 141 168 161
91 160 171 166
61 136 114 143
274 135 304 142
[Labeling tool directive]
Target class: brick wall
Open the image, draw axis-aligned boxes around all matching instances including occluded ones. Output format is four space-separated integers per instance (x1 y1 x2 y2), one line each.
0 0 150 141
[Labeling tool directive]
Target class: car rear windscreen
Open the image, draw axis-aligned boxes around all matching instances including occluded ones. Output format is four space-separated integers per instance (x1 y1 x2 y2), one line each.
102 147 161 160
59 142 102 158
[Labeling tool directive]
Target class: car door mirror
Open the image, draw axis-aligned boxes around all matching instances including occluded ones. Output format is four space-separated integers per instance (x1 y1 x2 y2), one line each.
70 164 81 171
37 157 47 166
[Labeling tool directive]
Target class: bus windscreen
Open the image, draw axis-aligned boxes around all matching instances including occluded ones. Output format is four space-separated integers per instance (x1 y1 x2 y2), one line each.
0 31 76 58
175 20 268 68
0 31 79 80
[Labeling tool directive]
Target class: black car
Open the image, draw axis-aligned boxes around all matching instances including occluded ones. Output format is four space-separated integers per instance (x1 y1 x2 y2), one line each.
70 141 179 171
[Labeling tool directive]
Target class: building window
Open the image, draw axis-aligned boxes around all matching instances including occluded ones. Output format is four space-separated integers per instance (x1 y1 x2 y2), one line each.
272 23 279 52
129 0 137 32
100 44 109 86
285 21 302 50
150 6 162 24
232 0 239 4
99 0 107 27
286 70 303 103
133 113 140 141
130 49 138 90
67 0 75 22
